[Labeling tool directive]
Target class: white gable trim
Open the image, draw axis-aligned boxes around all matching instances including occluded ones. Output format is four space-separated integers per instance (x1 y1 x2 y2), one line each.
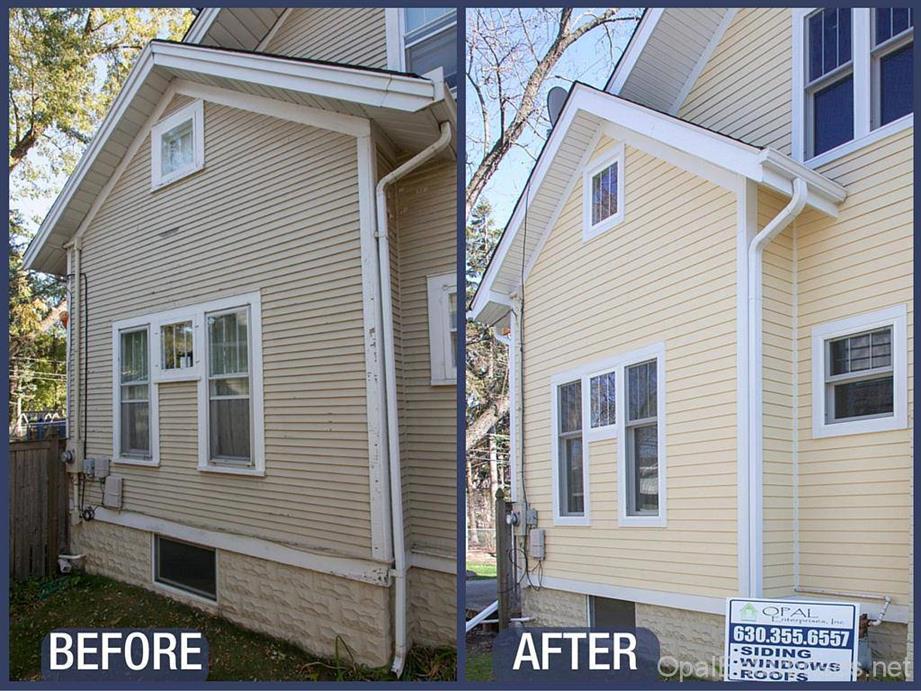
604 9 664 93
183 9 221 44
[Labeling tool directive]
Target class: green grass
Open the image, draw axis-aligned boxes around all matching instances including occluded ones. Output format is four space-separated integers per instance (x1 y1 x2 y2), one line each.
466 561 497 580
465 649 493 681
10 574 454 681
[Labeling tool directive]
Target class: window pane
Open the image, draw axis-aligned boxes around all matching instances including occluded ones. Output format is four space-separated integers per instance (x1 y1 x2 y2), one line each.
628 360 657 421
809 9 851 81
209 398 251 460
590 371 616 428
558 380 582 433
837 8 851 66
880 43 913 126
591 163 618 226
830 337 849 375
121 401 149 455
876 8 893 45
632 424 658 513
404 7 453 33
561 436 584 515
161 119 194 176
406 26 457 88
155 537 216 600
830 328 892 375
162 321 193 370
209 377 250 397
833 377 893 419
809 11 824 81
870 328 892 368
848 333 871 371
813 74 853 155
120 329 148 383
209 309 249 376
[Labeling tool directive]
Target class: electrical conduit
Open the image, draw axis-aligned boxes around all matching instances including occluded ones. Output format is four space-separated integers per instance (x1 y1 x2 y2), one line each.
375 120 452 675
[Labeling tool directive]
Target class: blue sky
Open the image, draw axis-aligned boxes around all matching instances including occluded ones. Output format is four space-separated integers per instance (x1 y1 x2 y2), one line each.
465 8 640 229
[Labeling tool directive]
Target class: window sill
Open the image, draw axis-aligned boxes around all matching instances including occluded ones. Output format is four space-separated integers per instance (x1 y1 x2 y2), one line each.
553 515 591 527
430 376 456 387
806 113 912 169
582 211 624 243
113 456 159 467
198 463 265 477
812 415 906 438
154 372 201 384
151 162 204 192
618 514 666 528
151 579 218 609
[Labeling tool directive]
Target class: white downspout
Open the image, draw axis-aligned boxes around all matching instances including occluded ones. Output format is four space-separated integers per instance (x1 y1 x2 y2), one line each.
746 177 808 596
70 239 83 464
375 120 452 675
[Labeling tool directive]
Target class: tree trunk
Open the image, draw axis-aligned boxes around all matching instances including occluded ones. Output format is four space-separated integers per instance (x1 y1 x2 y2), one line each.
9 123 45 173
466 394 509 450
465 457 480 549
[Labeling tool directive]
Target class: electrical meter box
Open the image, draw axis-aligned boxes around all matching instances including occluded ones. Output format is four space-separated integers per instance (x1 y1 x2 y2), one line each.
82 457 95 478
529 528 546 560
103 476 123 510
94 457 110 479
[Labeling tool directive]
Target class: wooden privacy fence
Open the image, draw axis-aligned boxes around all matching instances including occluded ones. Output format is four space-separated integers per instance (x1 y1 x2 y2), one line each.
9 439 68 579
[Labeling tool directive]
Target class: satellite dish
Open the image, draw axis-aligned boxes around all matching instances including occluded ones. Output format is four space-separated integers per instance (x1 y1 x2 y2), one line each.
547 86 568 127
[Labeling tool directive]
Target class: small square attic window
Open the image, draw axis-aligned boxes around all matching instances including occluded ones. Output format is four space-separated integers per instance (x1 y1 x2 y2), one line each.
151 100 204 189
582 143 625 241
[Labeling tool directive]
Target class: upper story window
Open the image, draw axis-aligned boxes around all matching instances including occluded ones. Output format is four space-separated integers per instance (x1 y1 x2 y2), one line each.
812 305 907 438
404 8 457 89
427 273 457 386
794 8 913 165
582 143 625 241
151 100 204 189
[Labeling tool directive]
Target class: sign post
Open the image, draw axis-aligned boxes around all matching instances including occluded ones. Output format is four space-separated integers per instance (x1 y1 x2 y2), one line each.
724 598 859 682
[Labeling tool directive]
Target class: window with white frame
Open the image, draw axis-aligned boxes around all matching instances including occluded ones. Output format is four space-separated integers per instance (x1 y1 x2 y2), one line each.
551 344 666 527
582 144 625 241
151 100 204 189
812 305 907 438
206 307 252 465
404 8 457 89
795 8 913 164
118 327 152 459
557 379 585 517
427 273 457 385
872 8 913 129
111 293 263 473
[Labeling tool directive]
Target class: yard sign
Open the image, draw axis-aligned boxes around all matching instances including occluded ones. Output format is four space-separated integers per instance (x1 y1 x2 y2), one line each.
724 598 859 682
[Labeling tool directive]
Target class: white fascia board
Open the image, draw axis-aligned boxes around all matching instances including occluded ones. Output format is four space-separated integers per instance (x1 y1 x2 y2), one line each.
151 42 438 112
604 9 664 94
183 8 221 44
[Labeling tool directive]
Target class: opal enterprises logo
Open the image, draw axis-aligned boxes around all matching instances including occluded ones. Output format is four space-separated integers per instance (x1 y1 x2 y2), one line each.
492 627 660 682
41 628 209 681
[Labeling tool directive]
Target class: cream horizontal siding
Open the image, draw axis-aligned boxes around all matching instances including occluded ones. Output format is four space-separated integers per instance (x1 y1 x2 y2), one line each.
759 189 796 597
678 8 792 155
79 95 373 559
264 8 388 70
522 137 739 597
392 158 457 557
794 126 913 604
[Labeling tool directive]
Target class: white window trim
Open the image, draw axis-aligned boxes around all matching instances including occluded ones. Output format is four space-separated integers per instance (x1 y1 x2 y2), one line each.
793 8 914 168
811 305 907 438
111 317 160 467
385 8 456 74
582 142 625 242
549 342 667 528
427 273 457 386
150 99 204 190
196 291 265 476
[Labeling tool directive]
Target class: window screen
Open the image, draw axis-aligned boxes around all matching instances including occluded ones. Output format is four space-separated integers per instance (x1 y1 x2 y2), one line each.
155 536 216 600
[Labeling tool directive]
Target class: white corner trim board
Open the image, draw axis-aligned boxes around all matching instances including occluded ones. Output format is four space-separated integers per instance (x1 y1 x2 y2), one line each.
93 507 392 587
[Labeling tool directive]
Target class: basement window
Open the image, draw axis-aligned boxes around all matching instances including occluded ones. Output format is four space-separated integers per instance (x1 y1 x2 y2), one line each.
812 306 907 438
582 144 625 241
154 535 216 601
151 100 204 189
427 273 457 386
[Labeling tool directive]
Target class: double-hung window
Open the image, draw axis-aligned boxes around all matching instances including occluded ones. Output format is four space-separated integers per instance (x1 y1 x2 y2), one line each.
151 100 204 189
805 8 853 157
812 305 907 438
551 344 666 527
427 273 457 385
795 8 913 164
206 307 253 465
118 327 152 460
872 8 913 128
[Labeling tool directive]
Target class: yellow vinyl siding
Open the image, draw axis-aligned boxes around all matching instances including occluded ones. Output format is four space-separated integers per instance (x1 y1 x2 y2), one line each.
522 137 739 597
794 126 913 604
391 158 457 557
264 8 388 69
79 96 373 559
679 8 792 155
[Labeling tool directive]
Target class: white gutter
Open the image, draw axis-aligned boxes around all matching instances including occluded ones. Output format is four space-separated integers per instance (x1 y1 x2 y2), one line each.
746 177 808 596
375 120 452 676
